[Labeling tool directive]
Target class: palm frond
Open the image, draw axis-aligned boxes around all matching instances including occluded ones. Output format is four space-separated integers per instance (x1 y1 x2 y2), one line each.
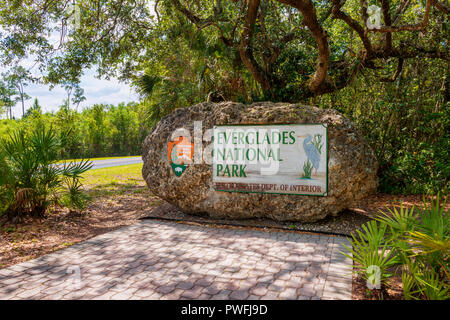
132 72 161 99
409 231 450 254
340 221 396 286
61 159 93 178
374 204 417 237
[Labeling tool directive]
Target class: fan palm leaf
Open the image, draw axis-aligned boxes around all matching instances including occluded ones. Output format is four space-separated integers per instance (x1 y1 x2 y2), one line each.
132 72 161 100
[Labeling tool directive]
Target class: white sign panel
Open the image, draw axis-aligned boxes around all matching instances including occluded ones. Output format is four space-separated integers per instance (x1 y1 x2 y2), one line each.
212 124 328 196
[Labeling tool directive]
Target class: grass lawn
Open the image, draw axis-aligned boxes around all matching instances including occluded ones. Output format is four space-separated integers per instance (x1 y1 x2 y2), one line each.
81 163 146 197
56 155 141 163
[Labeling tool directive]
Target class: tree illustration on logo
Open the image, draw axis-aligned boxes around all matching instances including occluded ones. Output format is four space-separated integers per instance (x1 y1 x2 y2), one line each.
168 136 194 177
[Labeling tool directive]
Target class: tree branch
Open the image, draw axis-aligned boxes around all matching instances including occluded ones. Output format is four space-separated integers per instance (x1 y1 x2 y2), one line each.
169 0 233 46
380 0 392 53
391 43 449 61
331 0 373 55
276 0 330 92
431 0 449 14
239 0 272 91
380 58 403 82
154 0 161 23
392 0 411 25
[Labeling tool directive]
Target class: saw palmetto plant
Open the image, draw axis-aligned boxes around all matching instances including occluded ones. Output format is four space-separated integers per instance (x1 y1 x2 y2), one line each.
342 221 397 290
342 194 449 300
0 126 92 221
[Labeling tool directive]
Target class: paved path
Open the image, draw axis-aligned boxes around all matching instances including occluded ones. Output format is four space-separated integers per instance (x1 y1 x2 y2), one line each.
0 220 353 300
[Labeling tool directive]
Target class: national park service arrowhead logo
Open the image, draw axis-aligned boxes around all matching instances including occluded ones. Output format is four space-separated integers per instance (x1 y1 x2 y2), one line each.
168 136 194 177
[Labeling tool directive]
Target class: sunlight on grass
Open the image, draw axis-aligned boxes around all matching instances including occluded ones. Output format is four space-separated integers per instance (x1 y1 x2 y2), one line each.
81 163 145 198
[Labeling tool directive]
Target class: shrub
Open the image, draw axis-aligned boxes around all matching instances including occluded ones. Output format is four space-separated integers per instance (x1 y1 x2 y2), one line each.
0 126 92 221
342 194 449 300
342 221 397 293
379 137 450 195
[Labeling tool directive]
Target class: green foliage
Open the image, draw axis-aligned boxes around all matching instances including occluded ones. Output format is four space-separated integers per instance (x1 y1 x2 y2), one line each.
342 221 396 288
23 98 42 118
1 102 150 159
132 72 161 101
0 78 19 119
343 195 450 300
0 126 92 220
60 178 89 211
2 65 35 116
316 60 449 195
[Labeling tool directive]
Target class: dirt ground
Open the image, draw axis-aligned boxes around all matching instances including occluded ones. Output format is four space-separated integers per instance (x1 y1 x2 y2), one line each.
0 189 443 300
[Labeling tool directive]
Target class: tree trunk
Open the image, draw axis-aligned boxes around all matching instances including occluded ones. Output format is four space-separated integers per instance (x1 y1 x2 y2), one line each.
239 0 272 92
21 94 24 117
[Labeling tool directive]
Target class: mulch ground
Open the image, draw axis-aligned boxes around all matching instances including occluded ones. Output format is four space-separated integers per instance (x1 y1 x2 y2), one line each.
139 193 437 236
352 270 404 300
0 190 442 300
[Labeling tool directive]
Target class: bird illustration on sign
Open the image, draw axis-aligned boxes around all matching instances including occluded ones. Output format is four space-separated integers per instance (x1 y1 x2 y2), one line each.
297 134 323 179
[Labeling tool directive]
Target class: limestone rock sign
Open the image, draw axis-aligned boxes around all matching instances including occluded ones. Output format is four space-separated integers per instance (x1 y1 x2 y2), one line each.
142 102 378 222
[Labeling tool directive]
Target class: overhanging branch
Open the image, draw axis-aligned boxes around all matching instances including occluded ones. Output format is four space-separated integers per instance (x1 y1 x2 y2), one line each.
367 0 432 33
276 0 330 92
239 0 272 91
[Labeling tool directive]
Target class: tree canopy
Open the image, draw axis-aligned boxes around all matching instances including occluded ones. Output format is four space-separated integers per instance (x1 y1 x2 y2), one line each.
0 0 448 101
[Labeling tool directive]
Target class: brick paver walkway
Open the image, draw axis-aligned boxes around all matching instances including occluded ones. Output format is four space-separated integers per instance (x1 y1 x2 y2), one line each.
0 220 352 300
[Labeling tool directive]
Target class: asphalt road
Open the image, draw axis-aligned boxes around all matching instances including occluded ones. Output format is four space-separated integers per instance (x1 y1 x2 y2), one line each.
55 157 143 171
86 157 143 169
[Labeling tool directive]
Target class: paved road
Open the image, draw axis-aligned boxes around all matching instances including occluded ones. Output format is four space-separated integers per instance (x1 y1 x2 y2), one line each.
0 220 352 300
65 157 143 170
89 157 143 169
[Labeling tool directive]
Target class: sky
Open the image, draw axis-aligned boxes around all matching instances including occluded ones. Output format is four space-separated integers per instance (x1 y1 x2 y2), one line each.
1 1 157 119
5 67 138 119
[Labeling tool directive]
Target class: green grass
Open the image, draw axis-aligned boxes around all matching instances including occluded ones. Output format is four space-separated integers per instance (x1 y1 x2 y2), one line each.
81 163 145 197
56 155 141 164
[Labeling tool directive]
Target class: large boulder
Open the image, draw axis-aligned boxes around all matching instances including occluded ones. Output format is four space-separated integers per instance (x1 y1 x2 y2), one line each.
142 102 378 222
